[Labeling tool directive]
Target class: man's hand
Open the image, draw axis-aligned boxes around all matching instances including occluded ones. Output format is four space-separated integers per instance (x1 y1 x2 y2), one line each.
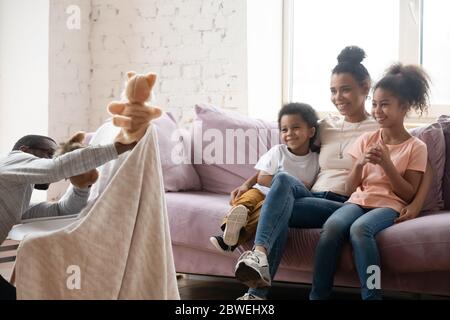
395 203 421 223
114 141 138 155
113 105 162 144
70 169 99 189
230 184 250 205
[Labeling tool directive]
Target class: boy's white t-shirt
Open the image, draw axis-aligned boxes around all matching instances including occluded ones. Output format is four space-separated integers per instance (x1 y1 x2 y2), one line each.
253 144 319 195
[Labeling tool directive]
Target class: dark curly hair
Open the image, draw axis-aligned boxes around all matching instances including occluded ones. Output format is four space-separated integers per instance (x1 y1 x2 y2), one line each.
278 103 319 152
374 63 430 115
332 46 371 87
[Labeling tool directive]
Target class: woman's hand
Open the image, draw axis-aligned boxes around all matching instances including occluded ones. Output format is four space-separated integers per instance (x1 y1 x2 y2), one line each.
395 203 422 223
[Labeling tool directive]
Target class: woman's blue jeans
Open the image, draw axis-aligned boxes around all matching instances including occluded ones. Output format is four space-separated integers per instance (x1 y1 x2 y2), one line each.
248 172 347 299
310 203 399 300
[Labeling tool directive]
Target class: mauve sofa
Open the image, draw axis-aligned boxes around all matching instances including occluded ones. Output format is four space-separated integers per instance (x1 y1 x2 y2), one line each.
158 105 450 298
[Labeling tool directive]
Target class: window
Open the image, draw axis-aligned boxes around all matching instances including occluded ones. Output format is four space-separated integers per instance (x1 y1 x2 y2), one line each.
284 0 450 120
422 0 450 109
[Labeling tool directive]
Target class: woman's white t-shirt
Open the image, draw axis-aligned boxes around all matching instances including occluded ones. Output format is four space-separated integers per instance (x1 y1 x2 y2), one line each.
253 144 319 195
311 114 378 196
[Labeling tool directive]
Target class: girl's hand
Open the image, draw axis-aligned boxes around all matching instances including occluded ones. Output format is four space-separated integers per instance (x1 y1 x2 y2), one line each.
376 141 392 168
395 203 422 223
365 145 382 165
358 145 379 166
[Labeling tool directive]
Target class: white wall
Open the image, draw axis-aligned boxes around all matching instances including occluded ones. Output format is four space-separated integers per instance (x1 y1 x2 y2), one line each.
0 0 49 156
48 0 91 143
247 0 283 121
88 0 248 130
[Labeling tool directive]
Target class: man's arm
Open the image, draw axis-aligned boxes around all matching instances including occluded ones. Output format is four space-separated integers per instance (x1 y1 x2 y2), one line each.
1 142 134 185
21 185 90 220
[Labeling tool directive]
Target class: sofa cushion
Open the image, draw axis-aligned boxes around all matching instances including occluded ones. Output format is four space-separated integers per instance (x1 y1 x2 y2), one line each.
153 112 202 192
377 211 450 273
166 191 232 249
192 104 280 194
410 122 446 212
438 115 450 210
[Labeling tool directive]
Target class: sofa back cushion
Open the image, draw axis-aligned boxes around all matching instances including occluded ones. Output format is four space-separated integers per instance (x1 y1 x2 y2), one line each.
409 122 446 212
152 112 202 192
192 104 280 194
87 115 201 193
438 115 450 210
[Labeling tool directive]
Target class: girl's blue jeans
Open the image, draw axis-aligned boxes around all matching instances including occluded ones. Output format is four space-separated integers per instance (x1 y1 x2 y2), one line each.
310 203 398 300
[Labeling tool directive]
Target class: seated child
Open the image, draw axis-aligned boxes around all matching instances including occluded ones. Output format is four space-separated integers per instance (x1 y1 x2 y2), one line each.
210 103 320 253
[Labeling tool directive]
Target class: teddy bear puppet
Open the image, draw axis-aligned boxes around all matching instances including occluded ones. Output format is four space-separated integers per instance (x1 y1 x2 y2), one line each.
54 132 99 189
107 71 162 145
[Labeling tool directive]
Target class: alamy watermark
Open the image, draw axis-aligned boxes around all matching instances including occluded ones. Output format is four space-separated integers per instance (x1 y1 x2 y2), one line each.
66 5 81 30
366 265 381 290
170 120 280 166
66 265 81 290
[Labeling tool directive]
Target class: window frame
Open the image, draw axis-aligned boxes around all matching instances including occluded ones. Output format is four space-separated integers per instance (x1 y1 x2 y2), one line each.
282 0 448 124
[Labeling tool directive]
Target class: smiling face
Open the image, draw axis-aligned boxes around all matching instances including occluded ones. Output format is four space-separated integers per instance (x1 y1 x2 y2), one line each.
279 114 315 155
330 73 369 122
371 88 407 128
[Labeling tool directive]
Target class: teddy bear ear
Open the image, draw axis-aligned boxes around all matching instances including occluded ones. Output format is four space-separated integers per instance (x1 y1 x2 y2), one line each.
68 131 86 144
145 73 157 88
127 71 137 79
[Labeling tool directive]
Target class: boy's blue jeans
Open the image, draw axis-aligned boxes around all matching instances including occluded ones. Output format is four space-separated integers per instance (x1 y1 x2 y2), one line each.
247 172 348 299
310 203 399 300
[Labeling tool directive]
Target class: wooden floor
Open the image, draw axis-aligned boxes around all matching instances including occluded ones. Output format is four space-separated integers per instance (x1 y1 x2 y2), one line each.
177 274 449 300
178 274 360 300
0 240 19 281
2 240 447 300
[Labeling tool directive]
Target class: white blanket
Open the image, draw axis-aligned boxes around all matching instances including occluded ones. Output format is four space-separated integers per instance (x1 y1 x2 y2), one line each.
14 124 180 300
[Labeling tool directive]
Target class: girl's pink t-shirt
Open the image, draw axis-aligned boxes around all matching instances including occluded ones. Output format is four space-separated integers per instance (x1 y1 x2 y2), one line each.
347 129 427 212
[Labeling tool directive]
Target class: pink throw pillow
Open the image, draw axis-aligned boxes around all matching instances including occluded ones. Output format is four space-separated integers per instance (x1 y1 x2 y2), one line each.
152 112 202 192
437 115 450 210
192 104 280 194
410 122 446 212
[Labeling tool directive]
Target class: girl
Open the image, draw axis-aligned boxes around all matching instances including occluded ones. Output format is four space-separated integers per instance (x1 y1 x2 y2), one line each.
310 64 430 300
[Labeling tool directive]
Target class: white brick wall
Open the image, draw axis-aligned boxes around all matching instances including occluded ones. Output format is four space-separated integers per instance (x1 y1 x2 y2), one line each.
48 0 91 143
48 0 92 201
46 0 249 198
89 0 248 129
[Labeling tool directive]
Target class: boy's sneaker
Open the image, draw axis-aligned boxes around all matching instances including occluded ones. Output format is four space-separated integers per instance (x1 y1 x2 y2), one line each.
237 293 265 300
223 205 248 246
235 250 271 288
209 235 237 253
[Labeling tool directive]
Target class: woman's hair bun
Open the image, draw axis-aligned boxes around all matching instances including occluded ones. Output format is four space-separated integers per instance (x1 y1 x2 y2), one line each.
337 46 366 64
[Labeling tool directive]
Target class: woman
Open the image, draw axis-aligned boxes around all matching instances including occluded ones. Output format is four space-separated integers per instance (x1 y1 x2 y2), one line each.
310 63 431 300
233 46 431 300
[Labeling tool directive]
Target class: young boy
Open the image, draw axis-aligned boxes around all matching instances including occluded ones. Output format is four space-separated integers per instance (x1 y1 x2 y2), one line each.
210 103 320 253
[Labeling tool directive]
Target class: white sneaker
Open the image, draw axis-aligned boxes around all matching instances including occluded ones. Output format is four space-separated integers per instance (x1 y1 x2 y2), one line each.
237 293 265 300
223 205 248 246
235 250 271 288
